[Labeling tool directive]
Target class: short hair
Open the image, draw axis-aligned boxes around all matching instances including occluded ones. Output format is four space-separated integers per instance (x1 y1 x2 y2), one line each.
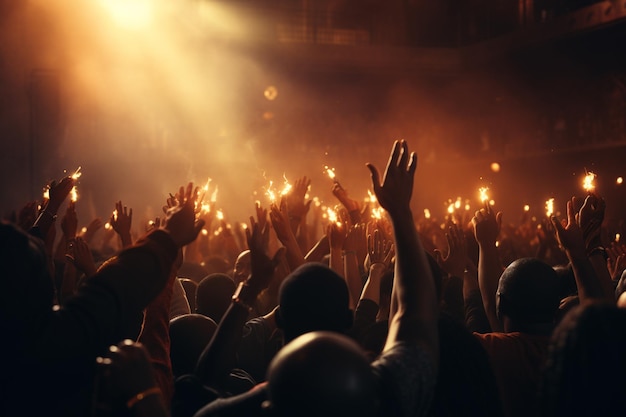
276 263 352 342
496 258 561 325
267 331 378 417
195 273 236 322
169 314 217 377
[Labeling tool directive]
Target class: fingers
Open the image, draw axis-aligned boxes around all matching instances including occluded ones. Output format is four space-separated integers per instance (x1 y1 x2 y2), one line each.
366 163 381 190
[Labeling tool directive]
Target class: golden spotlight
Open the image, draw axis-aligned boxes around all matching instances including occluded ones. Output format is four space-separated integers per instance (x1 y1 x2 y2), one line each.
99 0 153 29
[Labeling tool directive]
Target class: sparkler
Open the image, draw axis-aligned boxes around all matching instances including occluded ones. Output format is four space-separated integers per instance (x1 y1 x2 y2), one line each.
545 198 554 217
479 187 489 203
324 165 336 180
583 170 596 192
70 186 78 203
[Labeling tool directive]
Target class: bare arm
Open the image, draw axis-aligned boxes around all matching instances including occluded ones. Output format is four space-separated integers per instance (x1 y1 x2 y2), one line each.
367 140 438 369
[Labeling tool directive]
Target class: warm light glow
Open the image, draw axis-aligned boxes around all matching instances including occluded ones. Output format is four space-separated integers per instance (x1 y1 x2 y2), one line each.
490 162 501 173
489 199 496 206
201 203 211 214
545 198 554 217
105 222 112 230
264 86 278 101
98 0 153 29
583 171 596 192
616 233 621 242
210 186 218 203
71 166 82 180
216 210 224 220
479 187 489 203
265 181 277 203
424 208 431 219
324 166 336 180
454 197 462 209
70 186 78 202
113 210 118 222
447 202 455 214
201 228 209 236
367 190 377 203
524 204 530 212
617 177 623 185
43 187 50 201
81 226 88 234
280 175 292 196
326 207 342 226
371 207 385 220
313 197 321 207
464 204 471 211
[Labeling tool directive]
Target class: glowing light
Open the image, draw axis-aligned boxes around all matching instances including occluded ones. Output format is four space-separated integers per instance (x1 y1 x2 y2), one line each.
324 166 336 180
99 0 153 29
454 197 462 210
326 207 342 227
313 197 321 207
489 199 495 206
367 190 377 203
447 202 455 214
113 210 118 222
265 180 277 203
524 205 530 212
617 177 623 185
371 207 385 220
71 166 82 180
264 86 278 101
583 171 596 192
200 203 211 214
70 186 78 202
105 222 112 230
81 227 87 234
424 208 431 219
216 210 224 220
280 175 292 196
490 162 501 173
201 229 209 236
464 204 471 211
616 233 621 242
43 186 50 201
479 187 489 203
545 198 554 217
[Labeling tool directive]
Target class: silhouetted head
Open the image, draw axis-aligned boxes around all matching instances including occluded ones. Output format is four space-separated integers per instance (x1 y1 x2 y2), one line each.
169 314 217 377
541 302 626 417
195 273 236 322
496 258 561 332
196 274 235 323
232 250 251 285
267 331 378 417
276 263 352 343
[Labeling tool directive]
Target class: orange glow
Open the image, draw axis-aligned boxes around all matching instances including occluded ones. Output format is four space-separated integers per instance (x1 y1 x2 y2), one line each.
367 190 377 203
479 187 489 203
71 166 82 180
43 186 50 201
524 204 530 212
216 209 224 220
371 207 385 220
98 0 153 29
490 162 501 172
105 222 112 230
70 186 78 202
201 228 209 236
617 177 623 185
324 166 336 180
424 208 431 219
583 171 596 192
113 209 118 222
545 198 554 217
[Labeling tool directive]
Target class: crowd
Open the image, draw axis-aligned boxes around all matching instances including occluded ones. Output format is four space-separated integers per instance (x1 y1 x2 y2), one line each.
2 140 626 417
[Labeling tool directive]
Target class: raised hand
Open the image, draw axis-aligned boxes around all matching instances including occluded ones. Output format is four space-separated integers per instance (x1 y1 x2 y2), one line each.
331 181 361 224
434 222 467 278
245 216 285 294
66 236 97 278
366 140 416 216
550 199 586 257
284 176 312 227
47 176 74 212
17 201 39 231
367 228 394 270
111 201 133 247
471 202 502 248
607 242 626 281
255 201 268 233
576 193 605 250
163 183 205 248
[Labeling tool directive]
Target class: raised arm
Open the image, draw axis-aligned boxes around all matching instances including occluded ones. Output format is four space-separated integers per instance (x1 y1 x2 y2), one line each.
471 202 504 333
367 140 438 366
